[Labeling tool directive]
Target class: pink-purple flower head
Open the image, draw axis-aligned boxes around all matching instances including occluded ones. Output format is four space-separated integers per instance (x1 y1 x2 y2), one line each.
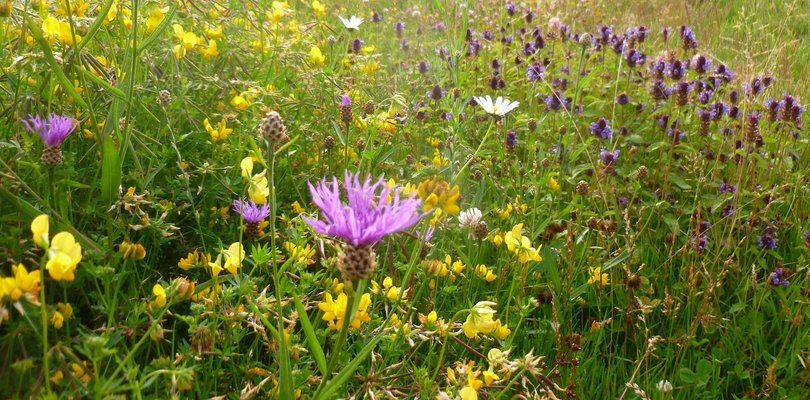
232 199 270 223
303 172 424 247
22 113 77 146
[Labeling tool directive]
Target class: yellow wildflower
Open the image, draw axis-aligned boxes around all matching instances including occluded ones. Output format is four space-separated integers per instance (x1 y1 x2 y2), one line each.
291 201 306 214
145 7 168 33
52 310 64 328
311 0 325 17
46 232 82 281
120 241 146 260
41 15 81 45
204 118 232 142
588 267 609 287
462 301 498 339
248 169 270 204
309 47 325 65
6 264 41 302
31 214 49 248
56 0 89 17
548 176 561 191
222 242 245 274
285 242 315 265
152 284 166 308
206 25 223 39
503 223 542 264
230 94 250 110
417 176 461 216
317 292 372 331
178 251 209 271
199 39 219 59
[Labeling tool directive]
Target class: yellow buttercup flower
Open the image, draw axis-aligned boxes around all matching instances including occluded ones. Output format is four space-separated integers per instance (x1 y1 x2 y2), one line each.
31 214 49 248
46 232 82 281
55 0 89 17
503 223 542 264
230 94 250 110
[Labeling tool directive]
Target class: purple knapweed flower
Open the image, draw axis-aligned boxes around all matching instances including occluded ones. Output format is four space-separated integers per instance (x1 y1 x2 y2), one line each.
232 199 270 223
303 172 424 247
590 117 613 140
22 113 77 146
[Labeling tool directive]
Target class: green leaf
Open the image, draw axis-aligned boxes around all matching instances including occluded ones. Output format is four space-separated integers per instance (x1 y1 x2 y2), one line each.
101 136 122 205
294 297 328 376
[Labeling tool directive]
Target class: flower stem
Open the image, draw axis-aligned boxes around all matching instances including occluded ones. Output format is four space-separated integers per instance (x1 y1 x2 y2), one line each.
452 118 494 186
39 254 52 393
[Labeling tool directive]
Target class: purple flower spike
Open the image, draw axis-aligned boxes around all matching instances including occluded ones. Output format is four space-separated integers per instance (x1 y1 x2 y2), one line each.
599 148 620 166
590 117 613 140
303 172 425 247
23 113 77 146
232 199 270 223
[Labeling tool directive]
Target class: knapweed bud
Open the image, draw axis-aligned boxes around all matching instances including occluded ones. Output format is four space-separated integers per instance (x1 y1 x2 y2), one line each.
339 94 353 126
259 111 289 143
362 100 375 114
636 165 648 180
324 135 336 150
337 243 377 281
576 180 590 195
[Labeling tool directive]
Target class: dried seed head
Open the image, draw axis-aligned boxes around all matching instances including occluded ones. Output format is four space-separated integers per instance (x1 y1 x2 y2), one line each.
337 243 377 281
260 111 289 143
527 118 537 132
191 325 214 354
586 216 599 229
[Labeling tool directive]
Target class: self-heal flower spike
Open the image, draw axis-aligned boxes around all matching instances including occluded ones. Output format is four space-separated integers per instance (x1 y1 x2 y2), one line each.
22 113 78 166
303 172 424 280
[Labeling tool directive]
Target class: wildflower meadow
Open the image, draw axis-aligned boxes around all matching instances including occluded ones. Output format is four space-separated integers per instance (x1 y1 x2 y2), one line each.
2 0 810 398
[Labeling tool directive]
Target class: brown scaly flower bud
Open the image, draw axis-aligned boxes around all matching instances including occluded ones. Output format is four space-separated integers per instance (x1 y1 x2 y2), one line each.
355 137 365 149
636 165 648 180
473 169 484 181
362 100 375 115
337 243 377 281
575 180 590 195
340 94 353 126
41 145 64 167
626 274 641 289
324 135 336 150
527 118 537 132
259 111 289 143
541 157 550 167
586 216 599 229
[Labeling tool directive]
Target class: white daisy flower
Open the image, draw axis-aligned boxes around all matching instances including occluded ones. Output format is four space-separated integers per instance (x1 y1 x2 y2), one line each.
473 95 520 116
339 16 364 31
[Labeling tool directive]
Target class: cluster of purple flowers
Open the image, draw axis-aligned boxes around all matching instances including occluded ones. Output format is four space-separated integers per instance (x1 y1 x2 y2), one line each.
590 117 613 140
767 267 789 287
757 227 778 250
